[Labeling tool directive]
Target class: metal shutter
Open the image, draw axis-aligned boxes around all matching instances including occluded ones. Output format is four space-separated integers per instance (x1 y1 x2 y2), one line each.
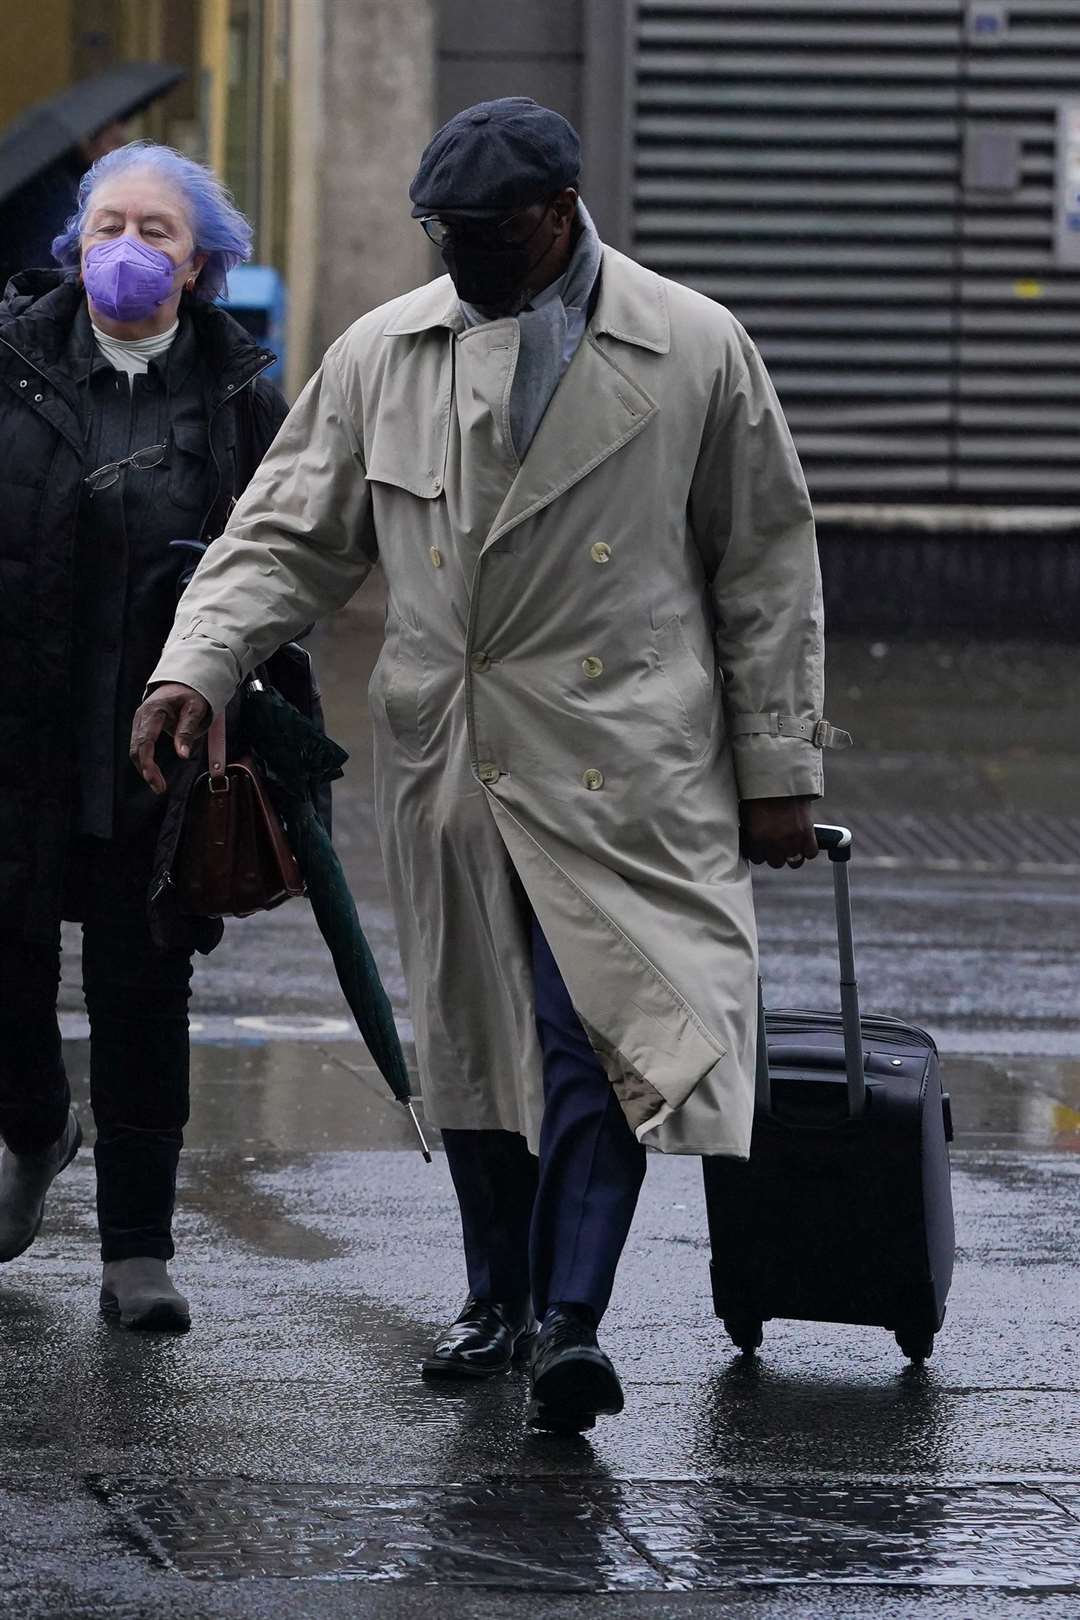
630 1 1080 511
958 1 1080 499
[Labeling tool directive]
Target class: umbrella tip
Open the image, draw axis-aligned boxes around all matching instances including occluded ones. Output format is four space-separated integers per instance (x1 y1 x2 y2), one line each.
404 1099 433 1162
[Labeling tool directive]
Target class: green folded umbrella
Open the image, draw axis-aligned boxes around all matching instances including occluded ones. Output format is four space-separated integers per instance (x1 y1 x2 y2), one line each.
241 677 430 1161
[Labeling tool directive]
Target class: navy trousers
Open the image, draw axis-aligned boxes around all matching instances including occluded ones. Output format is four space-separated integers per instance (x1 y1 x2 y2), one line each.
441 916 647 1323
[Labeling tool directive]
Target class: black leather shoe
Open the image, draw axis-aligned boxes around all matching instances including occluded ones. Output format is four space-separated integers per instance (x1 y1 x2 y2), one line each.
422 1297 535 1381
528 1304 624 1433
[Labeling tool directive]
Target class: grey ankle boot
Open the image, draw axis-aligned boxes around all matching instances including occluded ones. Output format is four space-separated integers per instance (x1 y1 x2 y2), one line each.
100 1258 190 1332
0 1109 82 1263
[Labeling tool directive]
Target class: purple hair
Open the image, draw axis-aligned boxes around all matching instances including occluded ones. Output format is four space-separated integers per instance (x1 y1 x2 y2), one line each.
51 140 253 302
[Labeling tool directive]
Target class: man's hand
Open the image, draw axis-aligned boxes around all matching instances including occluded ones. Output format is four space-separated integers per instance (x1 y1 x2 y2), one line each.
740 795 819 869
129 683 212 795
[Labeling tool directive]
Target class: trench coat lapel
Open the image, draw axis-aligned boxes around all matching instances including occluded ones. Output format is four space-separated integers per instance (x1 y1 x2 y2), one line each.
480 247 670 552
482 333 658 551
381 251 671 550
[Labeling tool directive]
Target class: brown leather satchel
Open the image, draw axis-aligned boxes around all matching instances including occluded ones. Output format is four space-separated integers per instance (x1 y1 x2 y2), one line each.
175 710 304 918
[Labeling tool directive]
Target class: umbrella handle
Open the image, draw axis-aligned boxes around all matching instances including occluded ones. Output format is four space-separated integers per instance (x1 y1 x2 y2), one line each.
403 1099 432 1164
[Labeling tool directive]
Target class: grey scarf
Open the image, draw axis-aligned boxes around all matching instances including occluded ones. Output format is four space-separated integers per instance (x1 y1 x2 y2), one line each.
461 201 603 459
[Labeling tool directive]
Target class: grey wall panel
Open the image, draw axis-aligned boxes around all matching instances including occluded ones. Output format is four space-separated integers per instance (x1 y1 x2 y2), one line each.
961 404 1080 427
631 0 962 499
580 0 634 244
646 0 960 11
636 180 961 204
770 373 953 397
636 148 958 173
641 0 965 11
955 3 1080 499
438 0 583 53
625 0 1080 506
710 276 957 301
724 308 955 331
787 402 955 428
638 83 961 110
438 58 583 128
640 50 963 80
436 0 584 130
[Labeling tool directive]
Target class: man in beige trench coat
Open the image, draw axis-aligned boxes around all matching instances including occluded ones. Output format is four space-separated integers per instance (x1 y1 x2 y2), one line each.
131 99 848 1433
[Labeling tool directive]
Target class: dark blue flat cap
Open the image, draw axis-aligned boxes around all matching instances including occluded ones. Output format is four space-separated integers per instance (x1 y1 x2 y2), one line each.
410 97 581 218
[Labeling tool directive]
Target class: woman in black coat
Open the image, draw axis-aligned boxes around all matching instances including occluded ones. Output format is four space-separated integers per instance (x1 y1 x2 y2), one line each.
0 142 287 1329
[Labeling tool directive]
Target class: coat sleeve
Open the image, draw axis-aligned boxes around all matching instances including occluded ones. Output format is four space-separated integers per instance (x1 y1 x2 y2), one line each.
689 320 836 802
148 342 376 715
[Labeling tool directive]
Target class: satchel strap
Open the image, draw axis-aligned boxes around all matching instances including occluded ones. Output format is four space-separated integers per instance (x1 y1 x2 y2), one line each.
207 710 228 787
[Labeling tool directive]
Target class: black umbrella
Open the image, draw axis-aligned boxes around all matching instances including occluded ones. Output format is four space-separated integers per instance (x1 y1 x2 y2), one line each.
0 63 185 201
241 677 431 1162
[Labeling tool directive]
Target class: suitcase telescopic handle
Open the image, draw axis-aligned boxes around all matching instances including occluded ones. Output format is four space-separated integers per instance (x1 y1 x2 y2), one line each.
814 824 852 860
755 823 867 1118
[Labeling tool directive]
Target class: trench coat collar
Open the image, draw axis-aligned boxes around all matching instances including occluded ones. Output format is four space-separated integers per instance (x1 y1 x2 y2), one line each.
382 275 464 337
382 245 671 356
383 250 669 546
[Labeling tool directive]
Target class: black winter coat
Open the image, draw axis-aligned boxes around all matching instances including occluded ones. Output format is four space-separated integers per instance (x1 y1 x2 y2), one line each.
0 271 288 943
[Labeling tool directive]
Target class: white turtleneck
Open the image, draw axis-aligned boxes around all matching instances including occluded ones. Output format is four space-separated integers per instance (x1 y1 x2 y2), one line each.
91 319 179 382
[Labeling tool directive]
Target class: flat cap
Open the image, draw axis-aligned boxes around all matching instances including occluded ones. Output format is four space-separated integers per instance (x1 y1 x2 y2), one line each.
410 97 581 218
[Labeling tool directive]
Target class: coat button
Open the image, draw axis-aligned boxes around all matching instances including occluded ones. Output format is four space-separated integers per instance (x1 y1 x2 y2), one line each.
590 541 612 564
477 762 501 784
470 652 491 673
583 768 604 790
582 655 604 679
429 546 444 568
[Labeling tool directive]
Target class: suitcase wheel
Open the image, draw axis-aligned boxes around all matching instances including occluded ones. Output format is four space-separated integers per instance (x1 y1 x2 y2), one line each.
723 1314 764 1355
895 1323 935 1364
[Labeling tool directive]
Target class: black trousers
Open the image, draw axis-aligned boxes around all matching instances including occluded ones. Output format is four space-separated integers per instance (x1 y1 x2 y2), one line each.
441 916 647 1324
0 844 193 1262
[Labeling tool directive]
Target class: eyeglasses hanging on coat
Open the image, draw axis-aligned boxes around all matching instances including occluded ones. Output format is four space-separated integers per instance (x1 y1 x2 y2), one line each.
84 441 168 494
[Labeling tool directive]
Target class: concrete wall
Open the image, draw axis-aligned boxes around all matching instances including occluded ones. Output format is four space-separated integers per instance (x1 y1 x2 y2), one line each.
286 0 436 393
436 0 584 130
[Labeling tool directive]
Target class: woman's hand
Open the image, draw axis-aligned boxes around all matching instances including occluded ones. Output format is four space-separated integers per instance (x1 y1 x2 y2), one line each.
129 684 211 794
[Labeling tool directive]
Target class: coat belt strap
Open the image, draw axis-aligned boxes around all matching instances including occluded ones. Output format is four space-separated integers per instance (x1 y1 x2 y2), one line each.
733 712 853 750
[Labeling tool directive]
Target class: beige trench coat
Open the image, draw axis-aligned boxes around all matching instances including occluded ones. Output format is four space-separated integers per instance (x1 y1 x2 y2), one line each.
150 244 833 1159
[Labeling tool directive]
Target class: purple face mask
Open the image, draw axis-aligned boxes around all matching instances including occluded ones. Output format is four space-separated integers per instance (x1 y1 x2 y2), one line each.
83 238 183 322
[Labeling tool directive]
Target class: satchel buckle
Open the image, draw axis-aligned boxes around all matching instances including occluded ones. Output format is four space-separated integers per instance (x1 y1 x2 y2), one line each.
208 773 230 794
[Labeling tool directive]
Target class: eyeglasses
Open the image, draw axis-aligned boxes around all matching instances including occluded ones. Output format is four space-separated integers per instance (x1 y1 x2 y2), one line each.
419 201 551 250
84 441 167 493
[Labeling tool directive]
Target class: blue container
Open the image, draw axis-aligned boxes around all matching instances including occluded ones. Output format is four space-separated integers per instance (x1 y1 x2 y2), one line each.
221 265 286 384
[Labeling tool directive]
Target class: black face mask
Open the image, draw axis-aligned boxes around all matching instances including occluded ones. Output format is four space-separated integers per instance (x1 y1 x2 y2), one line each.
440 211 552 311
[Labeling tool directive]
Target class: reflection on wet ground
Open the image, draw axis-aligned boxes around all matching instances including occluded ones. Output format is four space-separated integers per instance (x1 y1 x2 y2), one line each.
87 1475 1080 1589
56 1039 1080 1155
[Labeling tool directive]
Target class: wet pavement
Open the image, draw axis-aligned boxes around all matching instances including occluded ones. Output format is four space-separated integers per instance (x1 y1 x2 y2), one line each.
6 590 1079 1616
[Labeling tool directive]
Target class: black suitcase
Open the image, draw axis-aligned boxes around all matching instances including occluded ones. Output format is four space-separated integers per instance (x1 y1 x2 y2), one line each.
702 824 955 1364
